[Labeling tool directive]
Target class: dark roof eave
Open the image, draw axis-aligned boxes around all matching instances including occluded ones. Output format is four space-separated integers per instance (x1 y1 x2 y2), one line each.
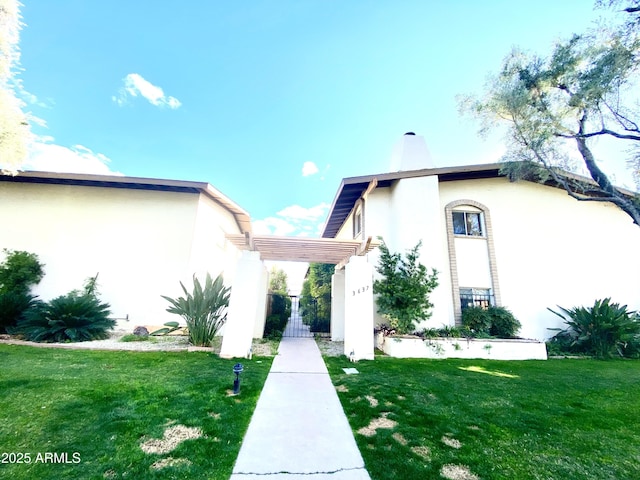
320 163 504 238
320 162 637 238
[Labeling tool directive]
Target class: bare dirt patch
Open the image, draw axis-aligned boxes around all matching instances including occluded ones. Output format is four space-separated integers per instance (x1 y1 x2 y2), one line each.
150 457 192 470
315 338 344 356
357 413 397 437
140 425 203 455
410 445 431 461
440 464 479 480
335 384 349 392
392 432 408 445
441 436 462 449
365 395 379 407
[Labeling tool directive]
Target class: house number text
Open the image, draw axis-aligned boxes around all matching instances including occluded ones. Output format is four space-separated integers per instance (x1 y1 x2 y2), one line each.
352 285 371 296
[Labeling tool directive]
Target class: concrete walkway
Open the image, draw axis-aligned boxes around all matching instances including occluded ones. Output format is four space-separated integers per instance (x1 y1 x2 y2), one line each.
230 334 371 479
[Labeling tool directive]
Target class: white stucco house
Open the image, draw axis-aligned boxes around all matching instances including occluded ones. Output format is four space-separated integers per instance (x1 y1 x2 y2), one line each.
322 133 640 341
2 133 638 360
0 171 252 330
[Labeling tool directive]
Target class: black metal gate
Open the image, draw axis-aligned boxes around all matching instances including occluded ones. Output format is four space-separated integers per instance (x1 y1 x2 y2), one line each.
283 296 313 338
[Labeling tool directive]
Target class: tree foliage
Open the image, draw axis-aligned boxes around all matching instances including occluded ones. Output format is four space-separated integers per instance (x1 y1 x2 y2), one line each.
373 240 439 335
0 249 44 295
0 0 30 174
0 249 44 332
300 263 334 331
462 3 640 225
268 266 288 294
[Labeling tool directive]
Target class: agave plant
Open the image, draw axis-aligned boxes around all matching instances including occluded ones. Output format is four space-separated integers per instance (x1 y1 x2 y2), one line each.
16 292 114 342
549 298 640 358
161 273 230 347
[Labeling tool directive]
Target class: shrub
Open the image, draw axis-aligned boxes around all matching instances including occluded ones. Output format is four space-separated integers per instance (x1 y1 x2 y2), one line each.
16 292 114 342
264 293 291 339
549 298 640 358
264 314 286 340
310 317 330 333
373 239 439 334
488 306 521 338
461 307 491 336
162 273 230 347
0 250 45 332
0 249 45 295
0 291 39 333
462 306 521 338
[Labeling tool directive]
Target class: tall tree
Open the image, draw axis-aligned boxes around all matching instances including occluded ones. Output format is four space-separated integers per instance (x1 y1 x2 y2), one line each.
0 0 30 174
461 3 640 226
268 266 288 294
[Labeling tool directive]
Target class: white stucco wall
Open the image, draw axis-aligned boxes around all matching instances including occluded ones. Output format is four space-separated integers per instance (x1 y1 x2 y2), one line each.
352 174 639 340
0 182 242 329
361 177 454 331
454 237 492 288
439 177 640 340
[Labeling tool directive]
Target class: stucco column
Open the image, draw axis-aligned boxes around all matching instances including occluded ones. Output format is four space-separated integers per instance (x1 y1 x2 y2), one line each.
331 269 346 341
220 251 266 359
252 266 269 339
344 256 374 361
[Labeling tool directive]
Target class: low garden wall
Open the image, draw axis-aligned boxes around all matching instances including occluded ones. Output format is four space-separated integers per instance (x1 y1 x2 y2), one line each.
375 333 548 360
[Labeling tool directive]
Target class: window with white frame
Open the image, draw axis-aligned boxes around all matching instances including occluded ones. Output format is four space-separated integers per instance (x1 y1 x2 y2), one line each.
353 202 363 238
452 210 484 237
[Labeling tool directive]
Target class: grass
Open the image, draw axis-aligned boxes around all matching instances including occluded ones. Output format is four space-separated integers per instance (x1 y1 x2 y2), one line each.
324 356 640 480
0 344 272 479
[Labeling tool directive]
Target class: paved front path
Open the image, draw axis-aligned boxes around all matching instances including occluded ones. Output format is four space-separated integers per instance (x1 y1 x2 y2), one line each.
230 335 371 479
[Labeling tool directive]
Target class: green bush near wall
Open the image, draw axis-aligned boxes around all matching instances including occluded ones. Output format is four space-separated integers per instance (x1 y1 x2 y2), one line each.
264 293 291 339
0 249 45 333
461 306 521 338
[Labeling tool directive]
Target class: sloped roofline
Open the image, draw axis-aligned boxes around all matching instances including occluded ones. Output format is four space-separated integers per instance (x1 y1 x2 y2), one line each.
321 162 637 238
1 170 252 235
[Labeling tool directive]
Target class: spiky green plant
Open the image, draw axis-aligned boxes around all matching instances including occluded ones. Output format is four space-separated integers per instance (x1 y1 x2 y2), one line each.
16 292 113 342
161 273 230 347
549 298 640 358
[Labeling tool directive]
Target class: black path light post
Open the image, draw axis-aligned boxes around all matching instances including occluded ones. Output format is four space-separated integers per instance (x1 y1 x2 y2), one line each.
233 363 244 394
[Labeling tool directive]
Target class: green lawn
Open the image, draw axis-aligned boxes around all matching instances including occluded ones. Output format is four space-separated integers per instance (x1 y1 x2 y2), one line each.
0 344 272 480
324 356 640 480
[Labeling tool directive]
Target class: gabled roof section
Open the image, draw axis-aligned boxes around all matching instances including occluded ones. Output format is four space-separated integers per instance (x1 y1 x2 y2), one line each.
320 162 638 239
321 163 502 238
1 171 252 234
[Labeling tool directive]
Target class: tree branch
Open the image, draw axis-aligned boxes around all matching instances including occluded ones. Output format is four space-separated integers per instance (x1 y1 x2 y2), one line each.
556 129 640 141
511 114 640 226
575 112 640 225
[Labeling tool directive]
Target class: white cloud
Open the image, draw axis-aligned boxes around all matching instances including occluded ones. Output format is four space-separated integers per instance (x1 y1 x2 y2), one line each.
113 73 181 109
24 136 123 176
302 161 319 177
254 202 330 237
277 203 329 221
253 217 297 236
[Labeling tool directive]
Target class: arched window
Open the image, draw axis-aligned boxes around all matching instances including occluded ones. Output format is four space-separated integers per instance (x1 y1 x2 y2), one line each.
445 200 501 325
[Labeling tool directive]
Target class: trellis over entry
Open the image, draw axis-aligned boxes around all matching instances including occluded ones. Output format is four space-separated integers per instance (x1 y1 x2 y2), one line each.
220 234 378 360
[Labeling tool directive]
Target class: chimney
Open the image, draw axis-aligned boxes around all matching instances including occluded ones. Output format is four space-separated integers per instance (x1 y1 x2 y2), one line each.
389 132 435 171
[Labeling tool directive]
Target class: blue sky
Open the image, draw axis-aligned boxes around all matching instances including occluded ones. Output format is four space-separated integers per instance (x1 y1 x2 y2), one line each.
16 0 622 238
